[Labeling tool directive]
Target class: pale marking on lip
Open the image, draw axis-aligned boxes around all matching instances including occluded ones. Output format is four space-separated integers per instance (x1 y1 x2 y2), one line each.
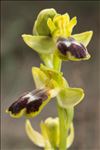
64 41 71 47
23 93 39 103
23 88 49 103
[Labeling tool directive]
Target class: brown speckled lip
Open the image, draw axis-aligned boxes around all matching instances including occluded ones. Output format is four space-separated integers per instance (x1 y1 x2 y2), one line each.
8 89 48 115
57 37 87 58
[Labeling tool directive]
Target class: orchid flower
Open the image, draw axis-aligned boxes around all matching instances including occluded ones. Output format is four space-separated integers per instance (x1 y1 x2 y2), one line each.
6 64 84 118
22 8 93 63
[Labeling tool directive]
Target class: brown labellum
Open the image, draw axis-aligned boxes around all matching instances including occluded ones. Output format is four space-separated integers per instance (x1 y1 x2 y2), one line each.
57 37 87 59
8 89 49 115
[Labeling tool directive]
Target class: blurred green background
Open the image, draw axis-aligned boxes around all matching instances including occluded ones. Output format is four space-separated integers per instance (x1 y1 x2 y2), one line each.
1 1 100 150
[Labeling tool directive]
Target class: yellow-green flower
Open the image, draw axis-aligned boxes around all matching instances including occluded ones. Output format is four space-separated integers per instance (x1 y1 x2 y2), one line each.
25 117 74 149
6 64 84 118
22 8 93 61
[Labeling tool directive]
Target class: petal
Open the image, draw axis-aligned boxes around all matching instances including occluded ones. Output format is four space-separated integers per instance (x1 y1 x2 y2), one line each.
47 18 56 34
6 89 51 118
50 14 70 37
64 13 70 24
67 16 77 35
22 35 56 54
67 123 74 148
53 14 69 26
72 31 93 47
25 119 44 147
68 16 77 28
57 87 84 108
53 14 61 23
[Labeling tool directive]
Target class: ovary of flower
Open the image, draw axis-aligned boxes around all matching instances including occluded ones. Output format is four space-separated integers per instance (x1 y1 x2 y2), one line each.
47 13 77 38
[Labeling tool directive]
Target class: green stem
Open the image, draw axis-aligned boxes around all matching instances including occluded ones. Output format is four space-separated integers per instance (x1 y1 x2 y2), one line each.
53 51 62 72
54 56 68 150
57 103 68 150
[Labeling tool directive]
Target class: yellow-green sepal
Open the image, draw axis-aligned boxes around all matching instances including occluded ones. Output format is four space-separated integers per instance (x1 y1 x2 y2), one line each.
57 87 84 108
25 119 45 147
33 8 57 36
32 67 48 88
72 31 93 47
22 35 56 54
67 16 77 36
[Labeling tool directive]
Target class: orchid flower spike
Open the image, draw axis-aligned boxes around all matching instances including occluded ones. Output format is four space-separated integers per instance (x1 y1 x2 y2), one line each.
6 8 93 150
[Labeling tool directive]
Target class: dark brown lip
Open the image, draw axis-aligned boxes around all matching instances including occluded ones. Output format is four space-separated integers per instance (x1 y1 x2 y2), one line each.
57 37 87 59
8 88 49 115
